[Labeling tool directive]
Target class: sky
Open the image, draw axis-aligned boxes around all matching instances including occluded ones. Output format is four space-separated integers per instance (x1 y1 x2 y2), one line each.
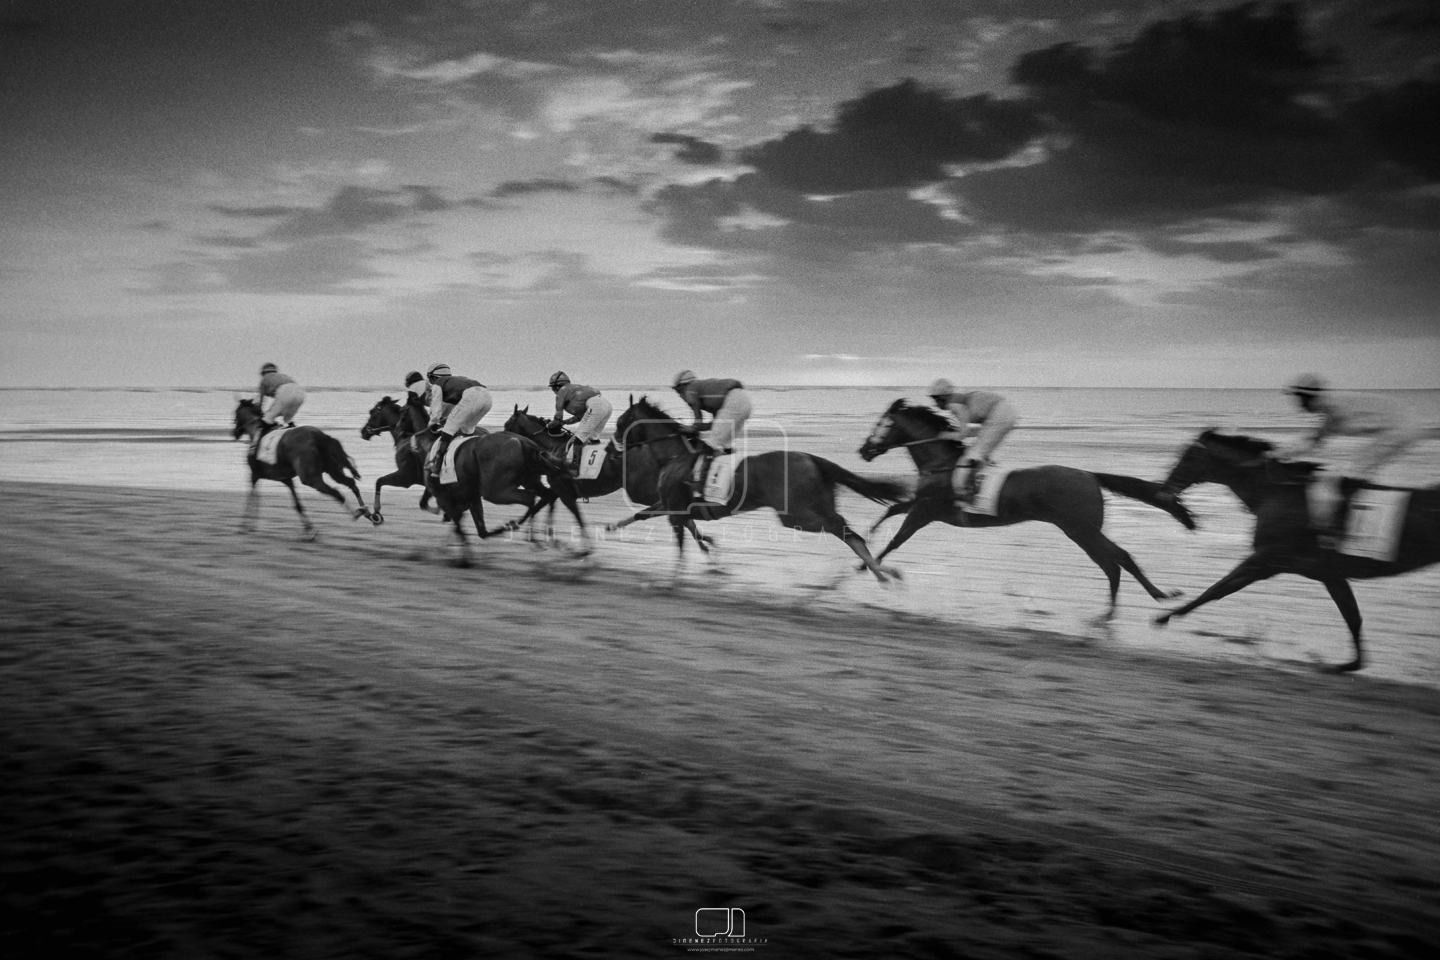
2 0 1437 388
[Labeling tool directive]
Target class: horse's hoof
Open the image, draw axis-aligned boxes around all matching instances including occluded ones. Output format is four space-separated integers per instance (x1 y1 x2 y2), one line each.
370 513 385 526
449 557 471 569
604 523 620 533
1154 613 1172 627
1161 588 1184 600
882 566 903 581
302 531 318 543
424 506 440 515
1327 660 1363 674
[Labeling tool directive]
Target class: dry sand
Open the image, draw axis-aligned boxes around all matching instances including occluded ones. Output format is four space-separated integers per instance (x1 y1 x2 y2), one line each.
2 481 1438 959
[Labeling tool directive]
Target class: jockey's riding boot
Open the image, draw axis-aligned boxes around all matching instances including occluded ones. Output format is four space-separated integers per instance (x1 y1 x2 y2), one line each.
691 450 713 500
428 433 453 479
564 436 580 474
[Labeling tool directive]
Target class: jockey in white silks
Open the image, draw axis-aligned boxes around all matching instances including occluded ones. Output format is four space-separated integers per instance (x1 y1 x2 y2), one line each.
1280 373 1425 544
928 378 1019 501
547 371 613 469
423 362 492 479
255 362 306 432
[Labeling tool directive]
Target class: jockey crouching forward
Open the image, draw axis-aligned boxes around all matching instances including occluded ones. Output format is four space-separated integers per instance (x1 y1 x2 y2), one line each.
673 370 752 495
424 363 491 480
256 362 305 433
547 371 612 471
1280 373 1425 547
929 379 1019 502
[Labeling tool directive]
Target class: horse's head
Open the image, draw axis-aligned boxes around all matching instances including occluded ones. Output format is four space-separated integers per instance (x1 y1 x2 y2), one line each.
232 398 262 440
858 398 954 462
361 396 402 440
616 395 682 447
503 404 548 438
1163 429 1277 492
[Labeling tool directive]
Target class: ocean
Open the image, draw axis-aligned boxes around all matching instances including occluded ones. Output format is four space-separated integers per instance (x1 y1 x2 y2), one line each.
3 385 1438 687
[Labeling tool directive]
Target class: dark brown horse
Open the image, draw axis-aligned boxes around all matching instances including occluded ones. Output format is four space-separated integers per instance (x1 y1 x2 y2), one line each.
232 399 373 540
606 397 907 582
858 399 1193 620
360 393 459 521
424 426 589 567
1154 429 1440 672
503 405 624 500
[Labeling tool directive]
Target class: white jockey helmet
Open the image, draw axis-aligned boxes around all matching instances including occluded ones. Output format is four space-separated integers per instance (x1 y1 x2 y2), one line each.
1284 373 1325 395
426 362 451 380
673 369 697 388
928 377 956 399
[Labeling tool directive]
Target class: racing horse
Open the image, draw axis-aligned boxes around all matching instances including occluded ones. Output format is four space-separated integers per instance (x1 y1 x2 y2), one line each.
424 425 590 567
858 399 1194 620
606 397 908 582
232 398 373 539
1154 429 1440 672
359 393 455 521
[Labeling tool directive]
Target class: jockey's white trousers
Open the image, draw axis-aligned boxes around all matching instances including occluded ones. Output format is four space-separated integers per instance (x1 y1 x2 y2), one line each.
439 386 492 437
569 394 613 443
966 399 1018 462
263 382 306 425
704 389 753 453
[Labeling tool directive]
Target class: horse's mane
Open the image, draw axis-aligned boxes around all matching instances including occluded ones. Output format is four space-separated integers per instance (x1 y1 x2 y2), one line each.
629 395 678 423
888 398 952 434
1200 429 1275 456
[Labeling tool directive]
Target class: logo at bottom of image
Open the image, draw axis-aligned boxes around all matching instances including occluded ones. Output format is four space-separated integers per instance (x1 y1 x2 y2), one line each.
671 907 769 951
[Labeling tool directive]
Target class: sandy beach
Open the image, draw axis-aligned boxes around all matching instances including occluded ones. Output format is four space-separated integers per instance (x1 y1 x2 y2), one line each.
3 480 1438 958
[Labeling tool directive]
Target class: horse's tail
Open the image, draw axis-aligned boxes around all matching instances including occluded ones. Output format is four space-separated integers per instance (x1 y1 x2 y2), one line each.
322 433 362 481
1091 472 1195 530
809 456 909 504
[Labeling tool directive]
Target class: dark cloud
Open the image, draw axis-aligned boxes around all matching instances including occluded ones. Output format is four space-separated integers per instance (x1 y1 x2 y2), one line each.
651 132 723 164
490 178 579 197
210 204 304 218
266 185 443 240
220 237 380 294
1348 67 1440 180
740 79 1042 193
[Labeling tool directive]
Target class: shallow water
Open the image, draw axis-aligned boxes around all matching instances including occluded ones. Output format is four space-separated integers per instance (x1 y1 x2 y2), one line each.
3 385 1438 687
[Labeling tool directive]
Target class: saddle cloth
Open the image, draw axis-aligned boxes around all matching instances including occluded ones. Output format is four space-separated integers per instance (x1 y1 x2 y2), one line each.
438 435 480 485
253 427 292 465
1337 488 1410 562
956 464 1012 516
694 453 737 504
575 441 608 480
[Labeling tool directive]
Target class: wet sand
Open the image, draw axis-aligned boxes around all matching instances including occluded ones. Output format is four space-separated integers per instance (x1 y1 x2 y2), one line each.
2 481 1438 958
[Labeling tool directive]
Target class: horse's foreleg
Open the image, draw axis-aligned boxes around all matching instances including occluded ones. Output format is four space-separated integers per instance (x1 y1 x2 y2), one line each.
871 498 944 566
282 478 316 541
607 503 669 532
239 478 260 533
669 517 688 585
867 499 913 535
1321 576 1364 673
1154 555 1278 627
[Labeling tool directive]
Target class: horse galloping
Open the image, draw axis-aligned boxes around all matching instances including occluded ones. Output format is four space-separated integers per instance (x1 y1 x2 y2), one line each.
606 397 907 583
425 428 590 567
1154 429 1440 672
360 393 459 521
232 399 373 540
858 399 1194 620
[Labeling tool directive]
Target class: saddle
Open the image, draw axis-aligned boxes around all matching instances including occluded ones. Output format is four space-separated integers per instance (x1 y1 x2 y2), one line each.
690 451 736 504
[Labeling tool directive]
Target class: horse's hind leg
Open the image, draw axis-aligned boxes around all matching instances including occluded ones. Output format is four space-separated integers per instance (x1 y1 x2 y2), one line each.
1321 576 1364 673
282 478 317 541
1059 525 1125 622
797 511 893 584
